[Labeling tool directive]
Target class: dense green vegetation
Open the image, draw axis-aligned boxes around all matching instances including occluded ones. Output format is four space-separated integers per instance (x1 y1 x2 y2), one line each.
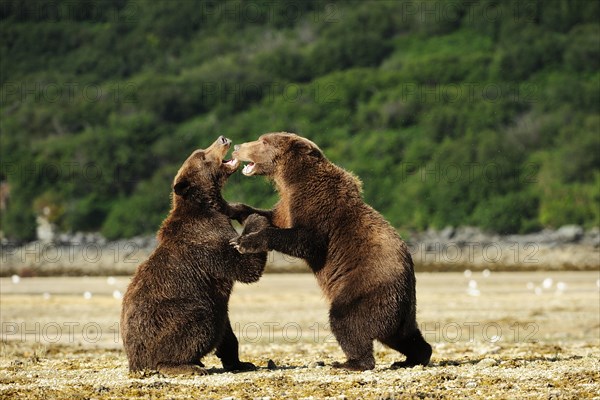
1 0 599 241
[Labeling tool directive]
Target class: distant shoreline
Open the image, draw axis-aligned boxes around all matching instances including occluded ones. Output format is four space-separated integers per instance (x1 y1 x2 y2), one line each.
1 225 598 277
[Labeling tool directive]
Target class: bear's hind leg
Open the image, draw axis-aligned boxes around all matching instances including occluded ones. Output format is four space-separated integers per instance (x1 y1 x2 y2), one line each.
330 313 375 371
216 317 257 372
380 329 432 368
331 335 375 371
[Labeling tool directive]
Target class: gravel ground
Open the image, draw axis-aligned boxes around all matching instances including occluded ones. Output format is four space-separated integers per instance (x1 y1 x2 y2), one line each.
1 272 599 399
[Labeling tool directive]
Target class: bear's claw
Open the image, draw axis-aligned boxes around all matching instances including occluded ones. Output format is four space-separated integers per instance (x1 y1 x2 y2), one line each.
230 232 268 254
229 238 243 253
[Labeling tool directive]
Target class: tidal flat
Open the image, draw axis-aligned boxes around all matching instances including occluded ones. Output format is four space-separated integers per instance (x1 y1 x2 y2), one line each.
1 272 599 399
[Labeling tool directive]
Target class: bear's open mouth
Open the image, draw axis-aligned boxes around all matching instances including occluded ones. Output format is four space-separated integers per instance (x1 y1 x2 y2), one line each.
242 162 256 176
222 158 239 173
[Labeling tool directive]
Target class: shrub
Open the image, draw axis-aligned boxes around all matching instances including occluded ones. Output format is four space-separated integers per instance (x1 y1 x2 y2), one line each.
101 169 172 240
538 177 600 228
0 191 37 242
491 24 565 81
471 191 540 234
564 24 600 73
309 33 392 76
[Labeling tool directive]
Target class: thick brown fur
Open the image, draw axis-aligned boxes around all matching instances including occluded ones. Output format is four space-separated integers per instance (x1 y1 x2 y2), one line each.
121 136 268 375
230 132 431 371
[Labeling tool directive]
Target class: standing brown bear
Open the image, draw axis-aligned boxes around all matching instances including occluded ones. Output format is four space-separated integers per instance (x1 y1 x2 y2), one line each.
230 132 432 371
121 136 268 375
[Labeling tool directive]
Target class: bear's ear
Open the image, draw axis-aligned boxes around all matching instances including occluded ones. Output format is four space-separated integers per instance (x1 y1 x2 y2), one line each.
307 148 322 159
291 140 322 159
173 180 191 196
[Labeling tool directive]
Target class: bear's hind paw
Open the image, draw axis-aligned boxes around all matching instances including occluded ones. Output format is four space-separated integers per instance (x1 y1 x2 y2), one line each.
223 361 257 372
332 360 375 371
157 363 208 376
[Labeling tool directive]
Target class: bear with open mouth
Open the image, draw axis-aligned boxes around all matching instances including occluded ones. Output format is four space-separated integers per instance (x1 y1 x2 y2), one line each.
229 132 432 371
121 136 268 375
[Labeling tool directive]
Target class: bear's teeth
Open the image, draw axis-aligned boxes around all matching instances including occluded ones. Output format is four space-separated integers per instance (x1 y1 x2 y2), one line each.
242 163 255 175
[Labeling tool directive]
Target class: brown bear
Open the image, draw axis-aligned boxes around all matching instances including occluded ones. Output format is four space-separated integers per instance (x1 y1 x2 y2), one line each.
120 136 268 375
230 132 432 371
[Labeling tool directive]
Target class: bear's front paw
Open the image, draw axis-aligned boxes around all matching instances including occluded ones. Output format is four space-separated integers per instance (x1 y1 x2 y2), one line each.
242 214 270 234
230 232 268 254
225 202 249 223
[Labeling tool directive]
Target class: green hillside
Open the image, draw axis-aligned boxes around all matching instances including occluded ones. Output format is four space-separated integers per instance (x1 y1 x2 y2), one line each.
1 0 599 241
